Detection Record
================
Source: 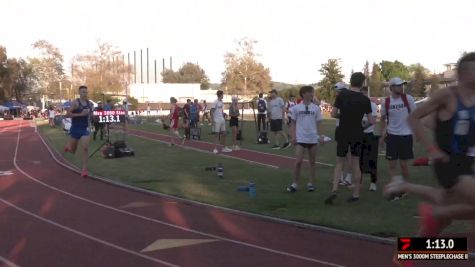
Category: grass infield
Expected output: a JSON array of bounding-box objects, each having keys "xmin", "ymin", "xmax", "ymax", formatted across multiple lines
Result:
[{"xmin": 39, "ymin": 118, "xmax": 472, "ymax": 237}]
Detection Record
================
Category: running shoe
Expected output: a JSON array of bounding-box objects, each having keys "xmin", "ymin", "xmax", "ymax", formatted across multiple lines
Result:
[
  {"xmin": 281, "ymin": 142, "xmax": 291, "ymax": 149},
  {"xmin": 81, "ymin": 170, "xmax": 88, "ymax": 178},
  {"xmin": 63, "ymin": 146, "xmax": 71, "ymax": 154},
  {"xmin": 233, "ymin": 145, "xmax": 240, "ymax": 151},
  {"xmin": 369, "ymin": 182, "xmax": 377, "ymax": 192},
  {"xmin": 418, "ymin": 203, "xmax": 444, "ymax": 236},
  {"xmin": 213, "ymin": 148, "xmax": 218, "ymax": 154},
  {"xmin": 338, "ymin": 178, "xmax": 348, "ymax": 186},
  {"xmin": 307, "ymin": 184, "xmax": 315, "ymax": 192},
  {"xmin": 271, "ymin": 145, "xmax": 281, "ymax": 150},
  {"xmin": 222, "ymin": 147, "xmax": 232, "ymax": 153},
  {"xmin": 286, "ymin": 185, "xmax": 297, "ymax": 193},
  {"xmin": 383, "ymin": 176, "xmax": 405, "ymax": 199},
  {"xmin": 347, "ymin": 196, "xmax": 360, "ymax": 203}
]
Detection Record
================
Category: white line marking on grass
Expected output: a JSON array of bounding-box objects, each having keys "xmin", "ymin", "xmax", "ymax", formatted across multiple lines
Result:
[
  {"xmin": 130, "ymin": 128, "xmax": 334, "ymax": 167},
  {"xmin": 0, "ymin": 255, "xmax": 20, "ymax": 267},
  {"xmin": 128, "ymin": 133, "xmax": 279, "ymax": 169},
  {"xmin": 20, "ymin": 123, "xmax": 345, "ymax": 267}
]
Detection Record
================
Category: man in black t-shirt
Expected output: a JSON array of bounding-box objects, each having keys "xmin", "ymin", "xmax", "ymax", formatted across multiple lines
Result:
[{"xmin": 325, "ymin": 72, "xmax": 375, "ymax": 204}]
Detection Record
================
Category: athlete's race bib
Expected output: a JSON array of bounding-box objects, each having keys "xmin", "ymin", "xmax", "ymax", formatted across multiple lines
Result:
[{"xmin": 454, "ymin": 120, "xmax": 470, "ymax": 135}]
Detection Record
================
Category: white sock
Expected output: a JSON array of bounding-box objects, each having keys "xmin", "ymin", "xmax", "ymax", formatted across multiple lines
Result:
[
  {"xmin": 291, "ymin": 183, "xmax": 298, "ymax": 188},
  {"xmin": 307, "ymin": 182, "xmax": 313, "ymax": 187}
]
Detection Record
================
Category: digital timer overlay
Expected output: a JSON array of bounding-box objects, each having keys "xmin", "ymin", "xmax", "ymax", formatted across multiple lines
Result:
[{"xmin": 397, "ymin": 237, "xmax": 469, "ymax": 261}]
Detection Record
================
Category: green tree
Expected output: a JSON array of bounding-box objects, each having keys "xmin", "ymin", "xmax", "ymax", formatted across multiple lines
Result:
[
  {"xmin": 428, "ymin": 74, "xmax": 440, "ymax": 97},
  {"xmin": 410, "ymin": 64, "xmax": 427, "ymax": 97},
  {"xmin": 72, "ymin": 41, "xmax": 129, "ymax": 101},
  {"xmin": 363, "ymin": 61, "xmax": 370, "ymax": 87},
  {"xmin": 280, "ymin": 87, "xmax": 300, "ymax": 101},
  {"xmin": 0, "ymin": 46, "xmax": 8, "ymax": 101},
  {"xmin": 369, "ymin": 63, "xmax": 384, "ymax": 97},
  {"xmin": 380, "ymin": 60, "xmax": 411, "ymax": 81},
  {"xmin": 162, "ymin": 62, "xmax": 210, "ymax": 89},
  {"xmin": 29, "ymin": 40, "xmax": 65, "ymax": 98},
  {"xmin": 408, "ymin": 63, "xmax": 430, "ymax": 97},
  {"xmin": 12, "ymin": 59, "xmax": 37, "ymax": 101},
  {"xmin": 316, "ymin": 59, "xmax": 344, "ymax": 104},
  {"xmin": 221, "ymin": 37, "xmax": 272, "ymax": 95}
]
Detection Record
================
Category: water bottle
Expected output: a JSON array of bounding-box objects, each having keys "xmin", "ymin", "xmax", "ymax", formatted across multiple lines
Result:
[
  {"xmin": 237, "ymin": 186, "xmax": 249, "ymax": 192},
  {"xmin": 216, "ymin": 163, "xmax": 224, "ymax": 178},
  {"xmin": 248, "ymin": 182, "xmax": 256, "ymax": 198}
]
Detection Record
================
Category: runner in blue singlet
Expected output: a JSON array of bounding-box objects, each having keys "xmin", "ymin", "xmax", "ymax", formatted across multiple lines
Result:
[
  {"xmin": 64, "ymin": 85, "xmax": 93, "ymax": 177},
  {"xmin": 384, "ymin": 53, "xmax": 475, "ymax": 267}
]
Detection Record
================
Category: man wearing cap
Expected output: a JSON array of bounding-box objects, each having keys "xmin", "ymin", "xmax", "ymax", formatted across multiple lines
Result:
[
  {"xmin": 268, "ymin": 89, "xmax": 290, "ymax": 149},
  {"xmin": 380, "ymin": 77, "xmax": 416, "ymax": 199}
]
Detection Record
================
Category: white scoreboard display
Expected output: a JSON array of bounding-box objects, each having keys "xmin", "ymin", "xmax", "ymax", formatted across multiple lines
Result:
[{"xmin": 93, "ymin": 110, "xmax": 126, "ymax": 123}]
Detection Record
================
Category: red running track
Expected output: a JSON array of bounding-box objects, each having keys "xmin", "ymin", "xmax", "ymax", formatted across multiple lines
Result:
[{"xmin": 0, "ymin": 120, "xmax": 470, "ymax": 267}]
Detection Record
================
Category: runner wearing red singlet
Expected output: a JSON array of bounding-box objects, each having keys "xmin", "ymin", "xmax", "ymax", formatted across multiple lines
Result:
[{"xmin": 169, "ymin": 97, "xmax": 185, "ymax": 146}]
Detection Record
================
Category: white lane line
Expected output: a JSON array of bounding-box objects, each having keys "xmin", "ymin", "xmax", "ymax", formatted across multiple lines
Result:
[
  {"xmin": 12, "ymin": 122, "xmax": 179, "ymax": 267},
  {"xmin": 21, "ymin": 124, "xmax": 345, "ymax": 267},
  {"xmin": 128, "ymin": 133, "xmax": 279, "ymax": 169},
  {"xmin": 0, "ymin": 198, "xmax": 178, "ymax": 267},
  {"xmin": 130, "ymin": 128, "xmax": 335, "ymax": 167},
  {"xmin": 0, "ymin": 255, "xmax": 20, "ymax": 267}
]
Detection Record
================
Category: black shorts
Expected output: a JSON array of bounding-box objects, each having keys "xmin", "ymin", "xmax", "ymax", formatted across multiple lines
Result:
[
  {"xmin": 385, "ymin": 134, "xmax": 414, "ymax": 160},
  {"xmin": 270, "ymin": 119, "xmax": 283, "ymax": 132},
  {"xmin": 336, "ymin": 128, "xmax": 363, "ymax": 157},
  {"xmin": 337, "ymin": 139, "xmax": 363, "ymax": 157},
  {"xmin": 229, "ymin": 117, "xmax": 239, "ymax": 127},
  {"xmin": 434, "ymin": 155, "xmax": 474, "ymax": 189},
  {"xmin": 298, "ymin": 143, "xmax": 317, "ymax": 149}
]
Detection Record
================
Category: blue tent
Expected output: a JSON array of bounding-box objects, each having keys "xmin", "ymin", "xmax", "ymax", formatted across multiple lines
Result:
[{"xmin": 3, "ymin": 100, "xmax": 25, "ymax": 109}]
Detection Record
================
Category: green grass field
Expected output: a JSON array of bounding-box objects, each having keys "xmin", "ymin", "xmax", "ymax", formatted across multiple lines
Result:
[{"xmin": 40, "ymin": 118, "xmax": 472, "ymax": 237}]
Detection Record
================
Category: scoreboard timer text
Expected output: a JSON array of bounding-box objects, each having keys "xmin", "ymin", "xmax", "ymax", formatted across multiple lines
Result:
[
  {"xmin": 93, "ymin": 110, "xmax": 126, "ymax": 123},
  {"xmin": 397, "ymin": 237, "xmax": 468, "ymax": 261}
]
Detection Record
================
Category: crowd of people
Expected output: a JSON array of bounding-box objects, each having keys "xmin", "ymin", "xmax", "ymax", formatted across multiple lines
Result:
[{"xmin": 59, "ymin": 53, "xmax": 474, "ymax": 267}]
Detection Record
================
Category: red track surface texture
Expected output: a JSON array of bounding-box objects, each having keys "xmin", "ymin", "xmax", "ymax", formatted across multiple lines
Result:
[{"xmin": 0, "ymin": 120, "xmax": 471, "ymax": 267}]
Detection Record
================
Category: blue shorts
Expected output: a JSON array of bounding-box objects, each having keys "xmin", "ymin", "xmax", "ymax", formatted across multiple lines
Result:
[{"xmin": 69, "ymin": 127, "xmax": 90, "ymax": 140}]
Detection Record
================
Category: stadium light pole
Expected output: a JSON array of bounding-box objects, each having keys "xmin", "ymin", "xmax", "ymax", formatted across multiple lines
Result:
[
  {"xmin": 140, "ymin": 49, "xmax": 143, "ymax": 84},
  {"xmin": 146, "ymin": 48, "xmax": 149, "ymax": 84}
]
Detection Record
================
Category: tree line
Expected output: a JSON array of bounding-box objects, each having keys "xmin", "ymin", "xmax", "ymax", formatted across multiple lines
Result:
[{"xmin": 0, "ymin": 38, "xmax": 449, "ymax": 105}]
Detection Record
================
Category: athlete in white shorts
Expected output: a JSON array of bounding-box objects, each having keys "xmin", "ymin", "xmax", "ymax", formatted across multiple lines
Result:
[{"xmin": 211, "ymin": 90, "xmax": 232, "ymax": 154}]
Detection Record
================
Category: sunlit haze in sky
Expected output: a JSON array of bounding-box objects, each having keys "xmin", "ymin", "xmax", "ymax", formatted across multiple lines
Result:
[{"xmin": 2, "ymin": 0, "xmax": 475, "ymax": 84}]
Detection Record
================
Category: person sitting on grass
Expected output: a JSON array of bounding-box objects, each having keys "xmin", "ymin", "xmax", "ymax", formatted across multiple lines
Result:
[
  {"xmin": 169, "ymin": 97, "xmax": 185, "ymax": 146},
  {"xmin": 211, "ymin": 90, "xmax": 232, "ymax": 154},
  {"xmin": 286, "ymin": 86, "xmax": 324, "ymax": 193},
  {"xmin": 229, "ymin": 96, "xmax": 241, "ymax": 151}
]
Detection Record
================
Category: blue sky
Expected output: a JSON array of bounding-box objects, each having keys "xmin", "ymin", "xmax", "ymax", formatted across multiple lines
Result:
[{"xmin": 2, "ymin": 0, "xmax": 475, "ymax": 84}]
